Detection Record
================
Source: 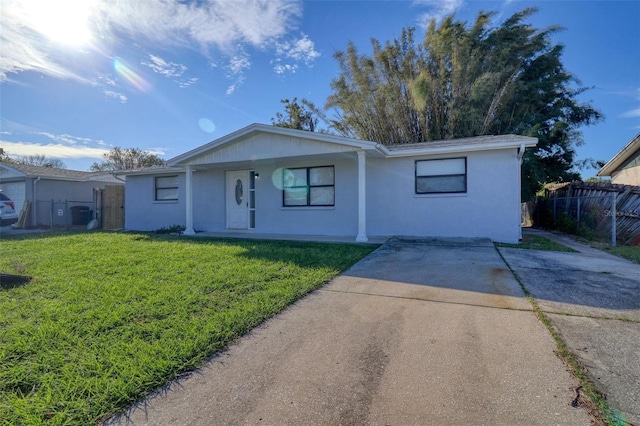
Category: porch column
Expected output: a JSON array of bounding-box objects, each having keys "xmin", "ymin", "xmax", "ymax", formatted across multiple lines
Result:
[
  {"xmin": 355, "ymin": 150, "xmax": 368, "ymax": 242},
  {"xmin": 184, "ymin": 165, "xmax": 195, "ymax": 236}
]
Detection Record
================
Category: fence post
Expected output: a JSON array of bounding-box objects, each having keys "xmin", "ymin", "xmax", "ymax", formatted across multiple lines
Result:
[
  {"xmin": 576, "ymin": 196, "xmax": 581, "ymax": 228},
  {"xmin": 553, "ymin": 197, "xmax": 557, "ymax": 225},
  {"xmin": 611, "ymin": 192, "xmax": 617, "ymax": 247}
]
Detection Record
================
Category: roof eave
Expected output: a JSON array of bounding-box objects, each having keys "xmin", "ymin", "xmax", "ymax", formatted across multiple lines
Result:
[
  {"xmin": 0, "ymin": 162, "xmax": 28, "ymax": 177},
  {"xmin": 167, "ymin": 123, "xmax": 380, "ymax": 166},
  {"xmin": 381, "ymin": 139, "xmax": 538, "ymax": 158},
  {"xmin": 116, "ymin": 167, "xmax": 184, "ymax": 177},
  {"xmin": 597, "ymin": 133, "xmax": 640, "ymax": 177}
]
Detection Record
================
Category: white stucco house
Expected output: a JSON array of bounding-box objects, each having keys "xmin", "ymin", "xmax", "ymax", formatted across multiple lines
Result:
[
  {"xmin": 122, "ymin": 124, "xmax": 537, "ymax": 243},
  {"xmin": 597, "ymin": 132, "xmax": 640, "ymax": 185}
]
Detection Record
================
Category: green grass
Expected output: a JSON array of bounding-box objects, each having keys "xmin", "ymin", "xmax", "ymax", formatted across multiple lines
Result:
[
  {"xmin": 600, "ymin": 245, "xmax": 640, "ymax": 264},
  {"xmin": 495, "ymin": 234, "xmax": 577, "ymax": 252},
  {"xmin": 0, "ymin": 232, "xmax": 376, "ymax": 425}
]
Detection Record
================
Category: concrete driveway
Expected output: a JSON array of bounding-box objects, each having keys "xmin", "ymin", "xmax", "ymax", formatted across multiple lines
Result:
[
  {"xmin": 498, "ymin": 229, "xmax": 640, "ymax": 425},
  {"xmin": 109, "ymin": 237, "xmax": 590, "ymax": 425}
]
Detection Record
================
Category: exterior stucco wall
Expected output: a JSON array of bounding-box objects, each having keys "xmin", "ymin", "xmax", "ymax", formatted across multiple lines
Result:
[
  {"xmin": 125, "ymin": 174, "xmax": 186, "ymax": 231},
  {"xmin": 125, "ymin": 149, "xmax": 522, "ymax": 243},
  {"xmin": 125, "ymin": 158, "xmax": 360, "ymax": 235},
  {"xmin": 611, "ymin": 165, "xmax": 640, "ymax": 186},
  {"xmin": 366, "ymin": 149, "xmax": 521, "ymax": 243},
  {"xmin": 250, "ymin": 157, "xmax": 358, "ymax": 236}
]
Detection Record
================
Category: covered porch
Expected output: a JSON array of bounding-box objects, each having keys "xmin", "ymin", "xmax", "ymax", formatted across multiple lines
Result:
[{"xmin": 171, "ymin": 124, "xmax": 383, "ymax": 242}]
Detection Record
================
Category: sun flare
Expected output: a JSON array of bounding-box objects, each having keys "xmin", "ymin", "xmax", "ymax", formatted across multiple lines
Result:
[{"xmin": 19, "ymin": 0, "xmax": 97, "ymax": 47}]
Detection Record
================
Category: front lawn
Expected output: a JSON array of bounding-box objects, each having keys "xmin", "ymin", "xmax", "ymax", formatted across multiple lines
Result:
[{"xmin": 0, "ymin": 232, "xmax": 375, "ymax": 425}]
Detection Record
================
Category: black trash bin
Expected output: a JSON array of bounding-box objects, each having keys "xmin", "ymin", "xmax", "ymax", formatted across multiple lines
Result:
[{"xmin": 70, "ymin": 206, "xmax": 91, "ymax": 225}]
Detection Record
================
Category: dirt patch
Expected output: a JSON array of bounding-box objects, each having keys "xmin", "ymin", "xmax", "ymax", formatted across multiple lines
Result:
[{"xmin": 0, "ymin": 273, "xmax": 32, "ymax": 289}]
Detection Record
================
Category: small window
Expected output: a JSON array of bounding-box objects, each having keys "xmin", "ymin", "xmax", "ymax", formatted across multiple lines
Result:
[
  {"xmin": 416, "ymin": 158, "xmax": 466, "ymax": 194},
  {"xmin": 283, "ymin": 166, "xmax": 335, "ymax": 207},
  {"xmin": 155, "ymin": 175, "xmax": 178, "ymax": 201}
]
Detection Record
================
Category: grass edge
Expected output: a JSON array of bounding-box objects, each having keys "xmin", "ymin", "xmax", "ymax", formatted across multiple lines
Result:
[{"xmin": 494, "ymin": 244, "xmax": 615, "ymax": 426}]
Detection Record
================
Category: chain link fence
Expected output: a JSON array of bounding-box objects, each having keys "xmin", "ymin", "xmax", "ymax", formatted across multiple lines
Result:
[
  {"xmin": 526, "ymin": 186, "xmax": 640, "ymax": 246},
  {"xmin": 35, "ymin": 200, "xmax": 94, "ymax": 229}
]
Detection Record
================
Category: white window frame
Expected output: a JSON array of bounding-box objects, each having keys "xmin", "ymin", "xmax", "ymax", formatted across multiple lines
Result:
[
  {"xmin": 415, "ymin": 158, "xmax": 467, "ymax": 194},
  {"xmin": 155, "ymin": 175, "xmax": 179, "ymax": 201},
  {"xmin": 282, "ymin": 166, "xmax": 335, "ymax": 207}
]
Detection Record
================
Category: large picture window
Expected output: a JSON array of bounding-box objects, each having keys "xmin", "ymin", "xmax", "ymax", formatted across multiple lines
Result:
[
  {"xmin": 155, "ymin": 175, "xmax": 179, "ymax": 201},
  {"xmin": 283, "ymin": 166, "xmax": 335, "ymax": 207},
  {"xmin": 416, "ymin": 158, "xmax": 466, "ymax": 194}
]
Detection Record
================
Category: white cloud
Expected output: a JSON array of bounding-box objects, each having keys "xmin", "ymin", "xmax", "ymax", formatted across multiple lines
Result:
[
  {"xmin": 0, "ymin": 5, "xmax": 90, "ymax": 82},
  {"xmin": 145, "ymin": 147, "xmax": 168, "ymax": 156},
  {"xmin": 414, "ymin": 0, "xmax": 464, "ymax": 26},
  {"xmin": 222, "ymin": 52, "xmax": 251, "ymax": 94},
  {"xmin": 227, "ymin": 54, "xmax": 251, "ymax": 76},
  {"xmin": 93, "ymin": 73, "xmax": 117, "ymax": 87},
  {"xmin": 91, "ymin": 74, "xmax": 128, "ymax": 102},
  {"xmin": 1, "ymin": 0, "xmax": 303, "ymax": 83},
  {"xmin": 175, "ymin": 77, "xmax": 198, "ymax": 88},
  {"xmin": 0, "ymin": 140, "xmax": 108, "ymax": 159},
  {"xmin": 141, "ymin": 54, "xmax": 187, "ymax": 78},
  {"xmin": 621, "ymin": 108, "xmax": 640, "ymax": 118},
  {"xmin": 103, "ymin": 90, "xmax": 128, "ymax": 103},
  {"xmin": 141, "ymin": 53, "xmax": 198, "ymax": 88},
  {"xmin": 34, "ymin": 132, "xmax": 99, "ymax": 145},
  {"xmin": 273, "ymin": 63, "xmax": 298, "ymax": 75},
  {"xmin": 272, "ymin": 34, "xmax": 319, "ymax": 75},
  {"xmin": 100, "ymin": 0, "xmax": 301, "ymax": 50},
  {"xmin": 275, "ymin": 35, "xmax": 320, "ymax": 65}
]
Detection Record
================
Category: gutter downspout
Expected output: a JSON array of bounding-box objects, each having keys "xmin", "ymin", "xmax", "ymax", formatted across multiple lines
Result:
[
  {"xmin": 32, "ymin": 177, "xmax": 41, "ymax": 227},
  {"xmin": 517, "ymin": 144, "xmax": 525, "ymax": 241},
  {"xmin": 517, "ymin": 144, "xmax": 526, "ymax": 164},
  {"xmin": 111, "ymin": 173, "xmax": 126, "ymax": 183}
]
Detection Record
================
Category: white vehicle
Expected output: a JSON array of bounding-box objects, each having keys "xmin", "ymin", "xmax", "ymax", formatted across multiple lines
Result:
[{"xmin": 0, "ymin": 192, "xmax": 19, "ymax": 225}]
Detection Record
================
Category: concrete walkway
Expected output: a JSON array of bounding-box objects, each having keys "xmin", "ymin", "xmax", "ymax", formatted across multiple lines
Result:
[
  {"xmin": 109, "ymin": 237, "xmax": 590, "ymax": 425},
  {"xmin": 500, "ymin": 228, "xmax": 640, "ymax": 425}
]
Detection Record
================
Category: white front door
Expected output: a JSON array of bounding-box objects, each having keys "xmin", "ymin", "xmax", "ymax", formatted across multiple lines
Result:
[{"xmin": 226, "ymin": 171, "xmax": 249, "ymax": 229}]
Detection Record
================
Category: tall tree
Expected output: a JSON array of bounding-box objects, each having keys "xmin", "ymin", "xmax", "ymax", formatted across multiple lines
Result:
[
  {"xmin": 0, "ymin": 148, "xmax": 14, "ymax": 163},
  {"xmin": 90, "ymin": 147, "xmax": 165, "ymax": 171},
  {"xmin": 323, "ymin": 8, "xmax": 602, "ymax": 200},
  {"xmin": 271, "ymin": 98, "xmax": 318, "ymax": 132},
  {"xmin": 15, "ymin": 154, "xmax": 67, "ymax": 168}
]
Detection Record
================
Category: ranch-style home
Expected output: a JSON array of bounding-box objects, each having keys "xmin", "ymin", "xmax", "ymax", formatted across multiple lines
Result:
[{"xmin": 123, "ymin": 123, "xmax": 537, "ymax": 243}]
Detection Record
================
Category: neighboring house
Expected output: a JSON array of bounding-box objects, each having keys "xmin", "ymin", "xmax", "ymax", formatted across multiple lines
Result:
[
  {"xmin": 0, "ymin": 162, "xmax": 123, "ymax": 227},
  {"xmin": 598, "ymin": 133, "xmax": 640, "ymax": 185},
  {"xmin": 123, "ymin": 124, "xmax": 537, "ymax": 243}
]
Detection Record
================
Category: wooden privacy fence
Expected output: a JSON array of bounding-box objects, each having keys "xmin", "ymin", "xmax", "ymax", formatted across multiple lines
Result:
[
  {"xmin": 95, "ymin": 185, "xmax": 125, "ymax": 230},
  {"xmin": 535, "ymin": 181, "xmax": 640, "ymax": 246}
]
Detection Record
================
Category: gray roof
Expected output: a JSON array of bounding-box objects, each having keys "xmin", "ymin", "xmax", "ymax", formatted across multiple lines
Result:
[
  {"xmin": 385, "ymin": 134, "xmax": 537, "ymax": 151},
  {"xmin": 0, "ymin": 162, "xmax": 121, "ymax": 182}
]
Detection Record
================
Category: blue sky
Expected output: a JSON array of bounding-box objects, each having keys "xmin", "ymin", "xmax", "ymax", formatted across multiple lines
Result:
[{"xmin": 1, "ymin": 0, "xmax": 638, "ymax": 177}]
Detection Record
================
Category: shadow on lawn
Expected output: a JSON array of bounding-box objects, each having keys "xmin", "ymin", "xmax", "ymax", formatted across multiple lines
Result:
[{"xmin": 1, "ymin": 230, "xmax": 377, "ymax": 272}]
